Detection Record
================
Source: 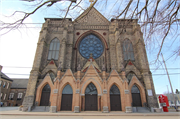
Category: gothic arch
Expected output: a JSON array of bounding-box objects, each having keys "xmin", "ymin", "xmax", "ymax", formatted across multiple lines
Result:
[
  {"xmin": 36, "ymin": 74, "xmax": 54, "ymax": 106},
  {"xmin": 128, "ymin": 76, "xmax": 146, "ymax": 106},
  {"xmin": 75, "ymin": 30, "xmax": 108, "ymax": 49},
  {"xmin": 81, "ymin": 78, "xmax": 102, "ymax": 95},
  {"xmin": 48, "ymin": 37, "xmax": 60, "ymax": 44}
]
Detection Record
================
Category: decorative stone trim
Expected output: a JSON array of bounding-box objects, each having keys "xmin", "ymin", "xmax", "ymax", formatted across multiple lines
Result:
[
  {"xmin": 50, "ymin": 106, "xmax": 57, "ymax": 113},
  {"xmin": 98, "ymin": 94, "xmax": 102, "ymax": 96},
  {"xmin": 103, "ymin": 106, "xmax": 109, "ymax": 113},
  {"xmin": 53, "ymin": 89, "xmax": 58, "ymax": 94},
  {"xmin": 124, "ymin": 90, "xmax": 129, "ymax": 94},
  {"xmin": 74, "ymin": 106, "xmax": 80, "ymax": 113},
  {"xmin": 81, "ymin": 94, "xmax": 85, "ymax": 96},
  {"xmin": 125, "ymin": 106, "xmax": 132, "ymax": 113},
  {"xmin": 76, "ymin": 89, "xmax": 80, "ymax": 94},
  {"xmin": 103, "ymin": 89, "xmax": 107, "ymax": 94}
]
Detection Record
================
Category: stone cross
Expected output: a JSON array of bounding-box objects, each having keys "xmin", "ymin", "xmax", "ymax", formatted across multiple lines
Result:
[{"xmin": 89, "ymin": 0, "xmax": 94, "ymax": 5}]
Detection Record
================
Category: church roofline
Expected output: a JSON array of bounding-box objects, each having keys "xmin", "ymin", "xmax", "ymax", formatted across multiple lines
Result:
[{"xmin": 44, "ymin": 18, "xmax": 72, "ymax": 21}]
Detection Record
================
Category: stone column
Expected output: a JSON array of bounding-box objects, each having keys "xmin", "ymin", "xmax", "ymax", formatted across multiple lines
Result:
[
  {"xmin": 22, "ymin": 42, "xmax": 45, "ymax": 112},
  {"xmin": 135, "ymin": 31, "xmax": 158, "ymax": 108},
  {"xmin": 59, "ymin": 28, "xmax": 67, "ymax": 70},
  {"xmin": 102, "ymin": 67, "xmax": 109, "ymax": 113},
  {"xmin": 116, "ymin": 40, "xmax": 123, "ymax": 72},
  {"xmin": 109, "ymin": 33, "xmax": 117, "ymax": 70},
  {"xmin": 74, "ymin": 65, "xmax": 81, "ymax": 113}
]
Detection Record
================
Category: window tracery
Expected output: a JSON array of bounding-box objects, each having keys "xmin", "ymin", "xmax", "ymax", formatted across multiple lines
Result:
[
  {"xmin": 48, "ymin": 38, "xmax": 60, "ymax": 60},
  {"xmin": 79, "ymin": 34, "xmax": 104, "ymax": 59},
  {"xmin": 123, "ymin": 39, "xmax": 134, "ymax": 60}
]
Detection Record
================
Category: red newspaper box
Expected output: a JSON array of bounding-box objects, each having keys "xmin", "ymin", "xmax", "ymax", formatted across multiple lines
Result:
[{"xmin": 159, "ymin": 94, "xmax": 169, "ymax": 112}]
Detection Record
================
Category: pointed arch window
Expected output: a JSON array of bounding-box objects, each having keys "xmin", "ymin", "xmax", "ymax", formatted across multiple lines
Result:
[
  {"xmin": 123, "ymin": 39, "xmax": 134, "ymax": 60},
  {"xmin": 48, "ymin": 38, "xmax": 60, "ymax": 60},
  {"xmin": 127, "ymin": 72, "xmax": 135, "ymax": 83},
  {"xmin": 49, "ymin": 71, "xmax": 56, "ymax": 81}
]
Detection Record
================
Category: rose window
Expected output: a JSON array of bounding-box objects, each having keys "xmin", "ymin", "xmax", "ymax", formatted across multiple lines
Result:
[{"xmin": 79, "ymin": 34, "xmax": 104, "ymax": 59}]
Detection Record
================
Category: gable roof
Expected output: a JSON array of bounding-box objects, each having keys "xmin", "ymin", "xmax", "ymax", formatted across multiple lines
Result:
[
  {"xmin": 0, "ymin": 72, "xmax": 13, "ymax": 81},
  {"xmin": 74, "ymin": 7, "xmax": 109, "ymax": 25},
  {"xmin": 81, "ymin": 56, "xmax": 101, "ymax": 73},
  {"xmin": 11, "ymin": 79, "xmax": 29, "ymax": 89}
]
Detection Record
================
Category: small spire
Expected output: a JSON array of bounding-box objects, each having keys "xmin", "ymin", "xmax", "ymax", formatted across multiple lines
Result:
[
  {"xmin": 102, "ymin": 63, "xmax": 106, "ymax": 71},
  {"xmin": 77, "ymin": 64, "xmax": 81, "ymax": 71},
  {"xmin": 58, "ymin": 62, "xmax": 62, "ymax": 71}
]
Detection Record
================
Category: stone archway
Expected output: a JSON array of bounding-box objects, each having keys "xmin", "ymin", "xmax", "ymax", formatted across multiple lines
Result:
[
  {"xmin": 61, "ymin": 84, "xmax": 73, "ymax": 111},
  {"xmin": 131, "ymin": 85, "xmax": 142, "ymax": 107},
  {"xmin": 110, "ymin": 84, "xmax": 122, "ymax": 111},
  {"xmin": 40, "ymin": 84, "xmax": 51, "ymax": 106},
  {"xmin": 85, "ymin": 83, "xmax": 98, "ymax": 111}
]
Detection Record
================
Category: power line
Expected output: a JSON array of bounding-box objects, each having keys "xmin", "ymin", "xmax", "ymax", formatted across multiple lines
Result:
[{"xmin": 4, "ymin": 73, "xmax": 180, "ymax": 76}]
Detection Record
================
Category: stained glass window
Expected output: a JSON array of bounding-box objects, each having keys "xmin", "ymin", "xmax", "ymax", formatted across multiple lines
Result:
[
  {"xmin": 110, "ymin": 85, "xmax": 120, "ymax": 94},
  {"xmin": 79, "ymin": 34, "xmax": 104, "ymax": 59},
  {"xmin": 123, "ymin": 39, "xmax": 134, "ymax": 60},
  {"xmin": 62, "ymin": 84, "xmax": 73, "ymax": 94},
  {"xmin": 85, "ymin": 83, "xmax": 97, "ymax": 94},
  {"xmin": 131, "ymin": 85, "xmax": 140, "ymax": 93},
  {"xmin": 127, "ymin": 72, "xmax": 135, "ymax": 83},
  {"xmin": 48, "ymin": 38, "xmax": 60, "ymax": 60},
  {"xmin": 42, "ymin": 84, "xmax": 51, "ymax": 92}
]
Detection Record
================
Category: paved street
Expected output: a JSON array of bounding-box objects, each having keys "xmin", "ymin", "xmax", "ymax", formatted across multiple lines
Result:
[{"xmin": 1, "ymin": 115, "xmax": 180, "ymax": 119}]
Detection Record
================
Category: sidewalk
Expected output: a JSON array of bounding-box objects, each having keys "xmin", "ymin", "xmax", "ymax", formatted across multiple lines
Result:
[{"xmin": 0, "ymin": 110, "xmax": 180, "ymax": 116}]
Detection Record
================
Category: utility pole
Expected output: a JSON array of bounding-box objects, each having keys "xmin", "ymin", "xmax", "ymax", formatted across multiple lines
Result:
[
  {"xmin": 161, "ymin": 53, "xmax": 178, "ymax": 112},
  {"xmin": 167, "ymin": 85, "xmax": 169, "ymax": 94}
]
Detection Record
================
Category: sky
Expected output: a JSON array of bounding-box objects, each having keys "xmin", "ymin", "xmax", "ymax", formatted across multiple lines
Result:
[{"xmin": 0, "ymin": 0, "xmax": 179, "ymax": 95}]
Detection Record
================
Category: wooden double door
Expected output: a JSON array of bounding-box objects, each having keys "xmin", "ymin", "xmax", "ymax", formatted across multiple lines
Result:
[
  {"xmin": 61, "ymin": 94, "xmax": 73, "ymax": 110},
  {"xmin": 110, "ymin": 94, "xmax": 122, "ymax": 111},
  {"xmin": 85, "ymin": 94, "xmax": 97, "ymax": 111}
]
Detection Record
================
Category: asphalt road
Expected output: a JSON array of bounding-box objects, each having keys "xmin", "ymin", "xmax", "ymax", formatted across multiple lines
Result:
[{"xmin": 0, "ymin": 116, "xmax": 180, "ymax": 119}]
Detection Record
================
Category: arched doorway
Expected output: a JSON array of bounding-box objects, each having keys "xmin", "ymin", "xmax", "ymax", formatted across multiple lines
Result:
[
  {"xmin": 131, "ymin": 85, "xmax": 142, "ymax": 107},
  {"xmin": 110, "ymin": 85, "xmax": 121, "ymax": 111},
  {"xmin": 85, "ymin": 83, "xmax": 98, "ymax": 111},
  {"xmin": 40, "ymin": 84, "xmax": 51, "ymax": 106},
  {"xmin": 61, "ymin": 84, "xmax": 73, "ymax": 110}
]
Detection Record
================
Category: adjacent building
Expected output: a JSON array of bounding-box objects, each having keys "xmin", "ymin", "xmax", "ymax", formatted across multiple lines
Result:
[
  {"xmin": 22, "ymin": 7, "xmax": 158, "ymax": 113},
  {"xmin": 0, "ymin": 65, "xmax": 13, "ymax": 106},
  {"xmin": 7, "ymin": 79, "xmax": 28, "ymax": 106}
]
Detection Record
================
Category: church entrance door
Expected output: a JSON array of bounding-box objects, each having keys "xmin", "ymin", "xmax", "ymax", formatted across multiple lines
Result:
[
  {"xmin": 40, "ymin": 84, "xmax": 51, "ymax": 106},
  {"xmin": 110, "ymin": 85, "xmax": 121, "ymax": 111},
  {"xmin": 131, "ymin": 85, "xmax": 142, "ymax": 107},
  {"xmin": 61, "ymin": 84, "xmax": 73, "ymax": 111},
  {"xmin": 85, "ymin": 83, "xmax": 98, "ymax": 111}
]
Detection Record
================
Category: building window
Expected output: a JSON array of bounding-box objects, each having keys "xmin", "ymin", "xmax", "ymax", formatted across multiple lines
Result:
[
  {"xmin": 48, "ymin": 38, "xmax": 60, "ymax": 60},
  {"xmin": 123, "ymin": 39, "xmax": 134, "ymax": 60},
  {"xmin": 3, "ymin": 94, "xmax": 6, "ymax": 100},
  {"xmin": 7, "ymin": 83, "xmax": 9, "ymax": 89},
  {"xmin": 3, "ymin": 82, "xmax": 6, "ymax": 88},
  {"xmin": 49, "ymin": 71, "xmax": 55, "ymax": 81},
  {"xmin": 17, "ymin": 93, "xmax": 23, "ymax": 100},
  {"xmin": 9, "ymin": 93, "xmax": 14, "ymax": 100},
  {"xmin": 79, "ymin": 34, "xmax": 104, "ymax": 59},
  {"xmin": 127, "ymin": 72, "xmax": 135, "ymax": 83},
  {"xmin": 1, "ymin": 93, "xmax": 3, "ymax": 99},
  {"xmin": 0, "ymin": 80, "xmax": 2, "ymax": 86}
]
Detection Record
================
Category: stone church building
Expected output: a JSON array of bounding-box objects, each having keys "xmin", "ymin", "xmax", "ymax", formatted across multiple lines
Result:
[{"xmin": 22, "ymin": 7, "xmax": 158, "ymax": 113}]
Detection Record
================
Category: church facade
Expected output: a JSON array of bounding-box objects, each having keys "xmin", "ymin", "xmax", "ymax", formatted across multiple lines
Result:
[{"xmin": 22, "ymin": 8, "xmax": 158, "ymax": 113}]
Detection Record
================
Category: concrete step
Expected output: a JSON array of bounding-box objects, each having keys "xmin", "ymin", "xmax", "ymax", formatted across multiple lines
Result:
[
  {"xmin": 31, "ymin": 106, "xmax": 50, "ymax": 112},
  {"xmin": 137, "ymin": 107, "xmax": 151, "ymax": 113}
]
